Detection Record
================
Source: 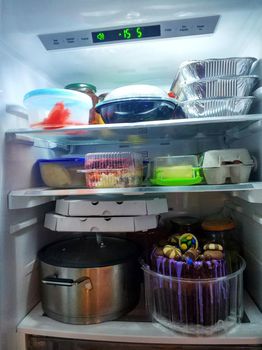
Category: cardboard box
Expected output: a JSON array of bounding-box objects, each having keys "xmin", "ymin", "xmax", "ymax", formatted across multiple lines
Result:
[
  {"xmin": 45, "ymin": 213, "xmax": 158, "ymax": 232},
  {"xmin": 55, "ymin": 198, "xmax": 168, "ymax": 217}
]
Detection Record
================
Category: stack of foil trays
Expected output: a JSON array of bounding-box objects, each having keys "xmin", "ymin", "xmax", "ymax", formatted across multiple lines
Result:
[{"xmin": 171, "ymin": 57, "xmax": 258, "ymax": 118}]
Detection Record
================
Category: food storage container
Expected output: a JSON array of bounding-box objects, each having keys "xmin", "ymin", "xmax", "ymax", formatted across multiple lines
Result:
[
  {"xmin": 181, "ymin": 96, "xmax": 255, "ymax": 118},
  {"xmin": 38, "ymin": 158, "xmax": 85, "ymax": 188},
  {"xmin": 142, "ymin": 255, "xmax": 246, "ymax": 336},
  {"xmin": 84, "ymin": 152, "xmax": 143, "ymax": 188},
  {"xmin": 150, "ymin": 155, "xmax": 203, "ymax": 186},
  {"xmin": 179, "ymin": 76, "xmax": 258, "ymax": 101},
  {"xmin": 95, "ymin": 84, "xmax": 184, "ymax": 123},
  {"xmin": 202, "ymin": 148, "xmax": 254, "ymax": 184},
  {"xmin": 24, "ymin": 88, "xmax": 93, "ymax": 129},
  {"xmin": 171, "ymin": 57, "xmax": 257, "ymax": 97},
  {"xmin": 38, "ymin": 236, "xmax": 140, "ymax": 324}
]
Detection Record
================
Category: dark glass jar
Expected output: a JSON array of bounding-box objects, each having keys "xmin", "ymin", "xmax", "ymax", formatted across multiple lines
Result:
[
  {"xmin": 64, "ymin": 83, "xmax": 104, "ymax": 124},
  {"xmin": 201, "ymin": 216, "xmax": 240, "ymax": 271},
  {"xmin": 170, "ymin": 216, "xmax": 201, "ymax": 235}
]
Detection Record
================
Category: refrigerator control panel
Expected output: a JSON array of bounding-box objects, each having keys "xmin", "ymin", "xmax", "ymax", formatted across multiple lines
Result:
[{"xmin": 39, "ymin": 15, "xmax": 220, "ymax": 50}]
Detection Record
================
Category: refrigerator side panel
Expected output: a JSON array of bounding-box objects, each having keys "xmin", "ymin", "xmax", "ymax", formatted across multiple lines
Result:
[{"xmin": 0, "ymin": 44, "xmax": 65, "ymax": 350}]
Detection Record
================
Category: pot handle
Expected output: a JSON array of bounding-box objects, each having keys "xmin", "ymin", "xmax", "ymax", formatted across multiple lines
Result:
[{"xmin": 42, "ymin": 276, "xmax": 92, "ymax": 289}]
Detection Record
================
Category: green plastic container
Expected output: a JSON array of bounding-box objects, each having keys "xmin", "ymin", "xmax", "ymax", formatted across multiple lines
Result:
[{"xmin": 150, "ymin": 155, "xmax": 203, "ymax": 186}]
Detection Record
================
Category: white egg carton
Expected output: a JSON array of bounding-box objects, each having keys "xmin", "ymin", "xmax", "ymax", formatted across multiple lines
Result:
[{"xmin": 202, "ymin": 148, "xmax": 255, "ymax": 184}]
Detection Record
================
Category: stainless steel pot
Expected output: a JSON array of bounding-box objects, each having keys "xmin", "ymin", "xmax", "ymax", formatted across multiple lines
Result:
[{"xmin": 38, "ymin": 236, "xmax": 140, "ymax": 324}]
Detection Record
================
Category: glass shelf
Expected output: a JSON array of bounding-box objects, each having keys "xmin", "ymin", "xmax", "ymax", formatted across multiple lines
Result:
[
  {"xmin": 17, "ymin": 292, "xmax": 262, "ymax": 345},
  {"xmin": 8, "ymin": 183, "xmax": 262, "ymax": 209},
  {"xmin": 6, "ymin": 114, "xmax": 262, "ymax": 146}
]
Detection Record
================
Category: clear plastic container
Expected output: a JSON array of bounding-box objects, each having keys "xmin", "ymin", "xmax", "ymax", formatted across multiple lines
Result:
[
  {"xmin": 84, "ymin": 152, "xmax": 143, "ymax": 188},
  {"xmin": 95, "ymin": 84, "xmax": 184, "ymax": 123},
  {"xmin": 142, "ymin": 255, "xmax": 246, "ymax": 336},
  {"xmin": 150, "ymin": 155, "xmax": 203, "ymax": 186},
  {"xmin": 24, "ymin": 88, "xmax": 93, "ymax": 129},
  {"xmin": 38, "ymin": 158, "xmax": 85, "ymax": 188}
]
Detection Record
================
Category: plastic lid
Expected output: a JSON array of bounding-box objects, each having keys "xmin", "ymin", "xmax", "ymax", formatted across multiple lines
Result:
[
  {"xmin": 102, "ymin": 84, "xmax": 168, "ymax": 102},
  {"xmin": 202, "ymin": 217, "xmax": 236, "ymax": 231},
  {"xmin": 37, "ymin": 157, "xmax": 85, "ymax": 163},
  {"xmin": 65, "ymin": 83, "xmax": 97, "ymax": 93},
  {"xmin": 23, "ymin": 88, "xmax": 93, "ymax": 105},
  {"xmin": 38, "ymin": 236, "xmax": 139, "ymax": 268}
]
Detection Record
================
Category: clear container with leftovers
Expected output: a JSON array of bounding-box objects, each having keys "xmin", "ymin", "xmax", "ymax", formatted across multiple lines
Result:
[
  {"xmin": 181, "ymin": 96, "xmax": 255, "ymax": 118},
  {"xmin": 142, "ymin": 230, "xmax": 246, "ymax": 335},
  {"xmin": 179, "ymin": 75, "xmax": 258, "ymax": 101},
  {"xmin": 38, "ymin": 158, "xmax": 85, "ymax": 188},
  {"xmin": 24, "ymin": 88, "xmax": 93, "ymax": 129},
  {"xmin": 201, "ymin": 148, "xmax": 254, "ymax": 184},
  {"xmin": 84, "ymin": 152, "xmax": 143, "ymax": 188},
  {"xmin": 95, "ymin": 84, "xmax": 184, "ymax": 123},
  {"xmin": 150, "ymin": 155, "xmax": 203, "ymax": 186},
  {"xmin": 171, "ymin": 57, "xmax": 257, "ymax": 97}
]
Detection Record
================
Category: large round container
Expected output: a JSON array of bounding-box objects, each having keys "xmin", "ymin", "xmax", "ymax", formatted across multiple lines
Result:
[
  {"xmin": 142, "ymin": 255, "xmax": 245, "ymax": 336},
  {"xmin": 24, "ymin": 88, "xmax": 93, "ymax": 129},
  {"xmin": 95, "ymin": 84, "xmax": 184, "ymax": 123},
  {"xmin": 38, "ymin": 236, "xmax": 140, "ymax": 324}
]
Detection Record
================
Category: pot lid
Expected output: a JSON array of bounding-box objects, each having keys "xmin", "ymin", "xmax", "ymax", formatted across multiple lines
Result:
[{"xmin": 38, "ymin": 236, "xmax": 139, "ymax": 268}]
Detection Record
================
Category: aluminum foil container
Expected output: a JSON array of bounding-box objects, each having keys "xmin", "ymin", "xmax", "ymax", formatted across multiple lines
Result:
[
  {"xmin": 182, "ymin": 96, "xmax": 255, "ymax": 118},
  {"xmin": 180, "ymin": 75, "xmax": 259, "ymax": 101},
  {"xmin": 171, "ymin": 57, "xmax": 257, "ymax": 96}
]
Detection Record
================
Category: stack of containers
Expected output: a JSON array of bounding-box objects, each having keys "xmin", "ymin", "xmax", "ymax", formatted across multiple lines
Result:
[{"xmin": 170, "ymin": 57, "xmax": 258, "ymax": 118}]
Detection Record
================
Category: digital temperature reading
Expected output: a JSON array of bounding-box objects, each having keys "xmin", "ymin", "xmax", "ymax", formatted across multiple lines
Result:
[{"xmin": 92, "ymin": 25, "xmax": 161, "ymax": 43}]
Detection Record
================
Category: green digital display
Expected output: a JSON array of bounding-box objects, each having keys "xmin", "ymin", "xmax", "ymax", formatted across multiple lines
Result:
[{"xmin": 92, "ymin": 25, "xmax": 161, "ymax": 43}]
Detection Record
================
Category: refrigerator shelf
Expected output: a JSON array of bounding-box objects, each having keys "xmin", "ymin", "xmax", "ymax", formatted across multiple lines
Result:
[
  {"xmin": 17, "ymin": 292, "xmax": 262, "ymax": 345},
  {"xmin": 6, "ymin": 114, "xmax": 262, "ymax": 146},
  {"xmin": 8, "ymin": 183, "xmax": 262, "ymax": 209}
]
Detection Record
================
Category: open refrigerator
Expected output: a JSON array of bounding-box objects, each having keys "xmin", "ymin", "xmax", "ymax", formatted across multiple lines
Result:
[{"xmin": 0, "ymin": 0, "xmax": 262, "ymax": 349}]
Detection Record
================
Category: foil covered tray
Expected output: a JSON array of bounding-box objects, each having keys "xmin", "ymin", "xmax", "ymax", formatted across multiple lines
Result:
[
  {"xmin": 171, "ymin": 57, "xmax": 257, "ymax": 97},
  {"xmin": 179, "ymin": 75, "xmax": 258, "ymax": 101},
  {"xmin": 181, "ymin": 96, "xmax": 255, "ymax": 118}
]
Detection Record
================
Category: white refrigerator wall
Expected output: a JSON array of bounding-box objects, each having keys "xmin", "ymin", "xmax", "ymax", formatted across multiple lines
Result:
[{"xmin": 0, "ymin": 44, "xmax": 69, "ymax": 350}]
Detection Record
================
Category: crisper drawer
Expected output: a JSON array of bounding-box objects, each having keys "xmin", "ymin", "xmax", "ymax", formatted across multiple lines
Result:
[{"xmin": 26, "ymin": 336, "xmax": 262, "ymax": 350}]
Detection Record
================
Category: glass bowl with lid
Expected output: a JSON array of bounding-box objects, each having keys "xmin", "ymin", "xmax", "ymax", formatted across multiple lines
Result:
[{"xmin": 95, "ymin": 84, "xmax": 184, "ymax": 123}]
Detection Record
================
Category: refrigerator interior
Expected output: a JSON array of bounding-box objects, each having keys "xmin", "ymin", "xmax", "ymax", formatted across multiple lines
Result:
[{"xmin": 0, "ymin": 0, "xmax": 262, "ymax": 349}]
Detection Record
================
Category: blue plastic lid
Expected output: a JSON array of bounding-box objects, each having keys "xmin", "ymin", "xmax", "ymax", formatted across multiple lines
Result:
[
  {"xmin": 23, "ymin": 88, "xmax": 92, "ymax": 104},
  {"xmin": 38, "ymin": 158, "xmax": 85, "ymax": 163}
]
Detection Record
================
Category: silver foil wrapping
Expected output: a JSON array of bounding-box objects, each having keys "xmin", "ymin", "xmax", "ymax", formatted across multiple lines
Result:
[
  {"xmin": 171, "ymin": 57, "xmax": 257, "ymax": 96},
  {"xmin": 180, "ymin": 76, "xmax": 258, "ymax": 101},
  {"xmin": 182, "ymin": 97, "xmax": 255, "ymax": 118}
]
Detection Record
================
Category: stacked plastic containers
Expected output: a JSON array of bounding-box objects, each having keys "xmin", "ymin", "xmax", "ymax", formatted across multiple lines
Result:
[{"xmin": 170, "ymin": 57, "xmax": 258, "ymax": 118}]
